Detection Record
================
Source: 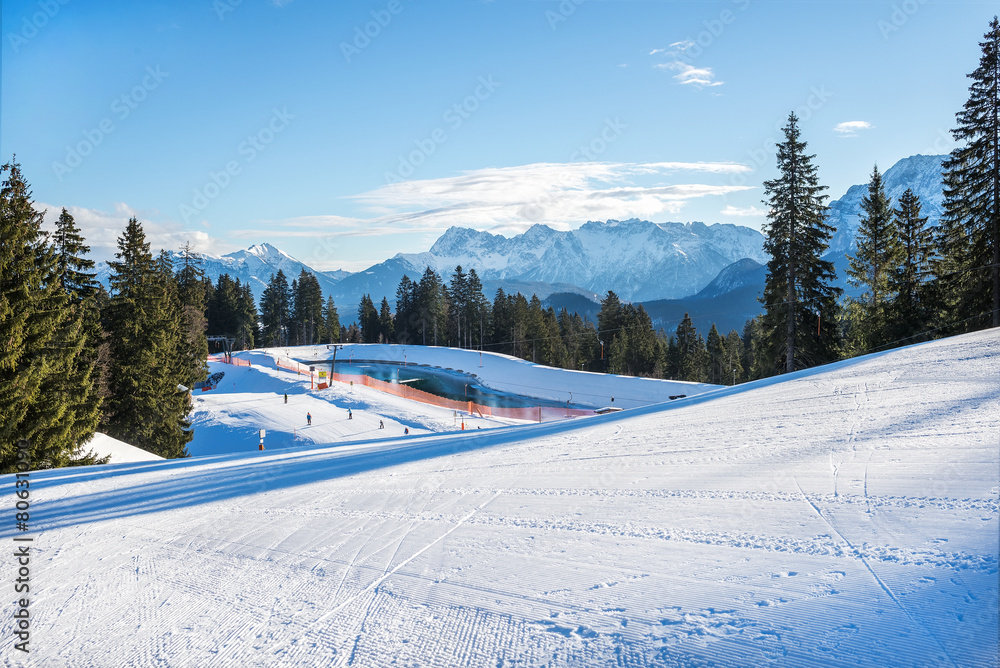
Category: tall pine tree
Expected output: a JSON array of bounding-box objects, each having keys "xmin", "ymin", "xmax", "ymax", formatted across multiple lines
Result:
[
  {"xmin": 760, "ymin": 113, "xmax": 842, "ymax": 374},
  {"xmin": 889, "ymin": 189, "xmax": 934, "ymax": 341},
  {"xmin": 846, "ymin": 165, "xmax": 903, "ymax": 352},
  {"xmin": 103, "ymin": 218, "xmax": 192, "ymax": 458},
  {"xmin": 0, "ymin": 161, "xmax": 106, "ymax": 470},
  {"xmin": 937, "ymin": 16, "xmax": 1000, "ymax": 329}
]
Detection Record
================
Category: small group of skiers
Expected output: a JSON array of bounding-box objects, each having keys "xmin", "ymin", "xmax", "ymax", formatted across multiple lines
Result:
[{"xmin": 286, "ymin": 392, "xmax": 409, "ymax": 435}]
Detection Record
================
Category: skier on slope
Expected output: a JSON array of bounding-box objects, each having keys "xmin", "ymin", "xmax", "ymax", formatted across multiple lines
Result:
[
  {"xmin": 307, "ymin": 412, "xmax": 312, "ymax": 426},
  {"xmin": 348, "ymin": 409, "xmax": 352, "ymax": 420},
  {"xmin": 284, "ymin": 393, "xmax": 287, "ymax": 404},
  {"xmin": 379, "ymin": 420, "xmax": 384, "ymax": 429}
]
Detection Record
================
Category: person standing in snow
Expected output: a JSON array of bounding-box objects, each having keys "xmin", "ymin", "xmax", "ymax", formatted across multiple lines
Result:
[
  {"xmin": 348, "ymin": 409, "xmax": 352, "ymax": 420},
  {"xmin": 404, "ymin": 427, "xmax": 409, "ymax": 435},
  {"xmin": 307, "ymin": 412, "xmax": 312, "ymax": 426},
  {"xmin": 284, "ymin": 393, "xmax": 287, "ymax": 404},
  {"xmin": 379, "ymin": 420, "xmax": 384, "ymax": 429}
]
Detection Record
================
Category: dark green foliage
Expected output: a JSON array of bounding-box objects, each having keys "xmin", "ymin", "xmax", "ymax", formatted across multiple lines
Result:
[
  {"xmin": 175, "ymin": 243, "xmax": 209, "ymax": 387},
  {"xmin": 260, "ymin": 270, "xmax": 291, "ymax": 347},
  {"xmin": 722, "ymin": 330, "xmax": 744, "ymax": 386},
  {"xmin": 936, "ymin": 17, "xmax": 1000, "ymax": 329},
  {"xmin": 290, "ymin": 270, "xmax": 323, "ymax": 345},
  {"xmin": 889, "ymin": 189, "xmax": 934, "ymax": 341},
  {"xmin": 357, "ymin": 294, "xmax": 379, "ymax": 343},
  {"xmin": 845, "ymin": 165, "xmax": 903, "ymax": 353},
  {"xmin": 394, "ymin": 275, "xmax": 417, "ymax": 344},
  {"xmin": 322, "ymin": 295, "xmax": 340, "ymax": 344},
  {"xmin": 674, "ymin": 313, "xmax": 707, "ymax": 382},
  {"xmin": 0, "ymin": 162, "xmax": 108, "ymax": 471},
  {"xmin": 706, "ymin": 324, "xmax": 725, "ymax": 385},
  {"xmin": 417, "ymin": 268, "xmax": 447, "ymax": 346},
  {"xmin": 207, "ymin": 274, "xmax": 257, "ymax": 350},
  {"xmin": 378, "ymin": 297, "xmax": 395, "ymax": 343},
  {"xmin": 760, "ymin": 113, "xmax": 842, "ymax": 374},
  {"xmin": 103, "ymin": 218, "xmax": 192, "ymax": 458}
]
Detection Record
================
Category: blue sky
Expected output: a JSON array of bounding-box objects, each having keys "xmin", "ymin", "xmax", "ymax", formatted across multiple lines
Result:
[{"xmin": 1, "ymin": 0, "xmax": 994, "ymax": 271}]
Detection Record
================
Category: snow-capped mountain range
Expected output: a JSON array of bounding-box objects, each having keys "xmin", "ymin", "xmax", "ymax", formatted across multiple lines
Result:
[
  {"xmin": 336, "ymin": 219, "xmax": 767, "ymax": 305},
  {"xmin": 95, "ymin": 243, "xmax": 351, "ymax": 300},
  {"xmin": 94, "ymin": 154, "xmax": 948, "ymax": 314}
]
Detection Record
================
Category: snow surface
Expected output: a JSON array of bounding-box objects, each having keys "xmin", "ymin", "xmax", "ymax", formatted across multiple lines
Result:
[
  {"xmin": 84, "ymin": 433, "xmax": 164, "ymax": 464},
  {"xmin": 5, "ymin": 330, "xmax": 998, "ymax": 667}
]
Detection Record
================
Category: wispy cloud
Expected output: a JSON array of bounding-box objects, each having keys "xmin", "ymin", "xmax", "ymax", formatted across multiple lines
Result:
[
  {"xmin": 36, "ymin": 201, "xmax": 235, "ymax": 262},
  {"xmin": 323, "ymin": 161, "xmax": 753, "ymax": 236},
  {"xmin": 651, "ymin": 42, "xmax": 723, "ymax": 88},
  {"xmin": 721, "ymin": 205, "xmax": 766, "ymax": 218},
  {"xmin": 833, "ymin": 121, "xmax": 873, "ymax": 138}
]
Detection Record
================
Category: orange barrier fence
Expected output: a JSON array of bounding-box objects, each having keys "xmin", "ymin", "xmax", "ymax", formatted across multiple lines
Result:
[
  {"xmin": 211, "ymin": 352, "xmax": 593, "ymax": 423},
  {"xmin": 209, "ymin": 354, "xmax": 251, "ymax": 367}
]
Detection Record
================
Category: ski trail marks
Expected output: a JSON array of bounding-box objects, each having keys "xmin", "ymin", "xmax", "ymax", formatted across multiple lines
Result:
[
  {"xmin": 269, "ymin": 491, "xmax": 502, "ymax": 665},
  {"xmin": 793, "ymin": 476, "xmax": 959, "ymax": 668}
]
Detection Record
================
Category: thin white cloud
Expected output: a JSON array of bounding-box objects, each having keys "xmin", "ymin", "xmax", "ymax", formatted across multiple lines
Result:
[
  {"xmin": 651, "ymin": 43, "xmax": 723, "ymax": 88},
  {"xmin": 833, "ymin": 121, "xmax": 873, "ymax": 137},
  {"xmin": 661, "ymin": 62, "xmax": 724, "ymax": 87},
  {"xmin": 36, "ymin": 201, "xmax": 235, "ymax": 262},
  {"xmin": 721, "ymin": 205, "xmax": 766, "ymax": 217},
  {"xmin": 330, "ymin": 161, "xmax": 753, "ymax": 237}
]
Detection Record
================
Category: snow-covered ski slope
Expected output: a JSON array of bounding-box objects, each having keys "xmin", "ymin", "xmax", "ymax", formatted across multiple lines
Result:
[{"xmin": 8, "ymin": 330, "xmax": 998, "ymax": 667}]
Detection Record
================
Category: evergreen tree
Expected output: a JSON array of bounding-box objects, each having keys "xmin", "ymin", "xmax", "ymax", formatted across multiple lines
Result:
[
  {"xmin": 394, "ymin": 275, "xmax": 417, "ymax": 344},
  {"xmin": 378, "ymin": 297, "xmax": 395, "ymax": 343},
  {"xmin": 490, "ymin": 288, "xmax": 514, "ymax": 355},
  {"xmin": 760, "ymin": 113, "xmax": 842, "ymax": 374},
  {"xmin": 0, "ymin": 161, "xmax": 106, "ymax": 470},
  {"xmin": 889, "ymin": 189, "xmax": 934, "ymax": 341},
  {"xmin": 322, "ymin": 295, "xmax": 341, "ymax": 344},
  {"xmin": 50, "ymin": 208, "xmax": 105, "ymax": 460},
  {"xmin": 723, "ymin": 329, "xmax": 744, "ymax": 386},
  {"xmin": 104, "ymin": 218, "xmax": 192, "ymax": 458},
  {"xmin": 846, "ymin": 165, "xmax": 903, "ymax": 352},
  {"xmin": 466, "ymin": 268, "xmax": 489, "ymax": 349},
  {"xmin": 291, "ymin": 270, "xmax": 323, "ymax": 345},
  {"xmin": 706, "ymin": 324, "xmax": 725, "ymax": 384},
  {"xmin": 937, "ymin": 16, "xmax": 1000, "ymax": 328},
  {"xmin": 674, "ymin": 313, "xmax": 706, "ymax": 382},
  {"xmin": 417, "ymin": 268, "xmax": 447, "ymax": 345},
  {"xmin": 447, "ymin": 265, "xmax": 468, "ymax": 347},
  {"xmin": 175, "ymin": 243, "xmax": 208, "ymax": 387},
  {"xmin": 236, "ymin": 280, "xmax": 258, "ymax": 349},
  {"xmin": 357, "ymin": 294, "xmax": 379, "ymax": 343},
  {"xmin": 260, "ymin": 270, "xmax": 291, "ymax": 347}
]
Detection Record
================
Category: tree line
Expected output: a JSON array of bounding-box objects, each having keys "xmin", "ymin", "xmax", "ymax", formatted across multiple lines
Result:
[
  {"xmin": 3, "ymin": 17, "xmax": 996, "ymax": 470},
  {"xmin": 755, "ymin": 17, "xmax": 999, "ymax": 374},
  {"xmin": 1, "ymin": 170, "xmax": 208, "ymax": 471}
]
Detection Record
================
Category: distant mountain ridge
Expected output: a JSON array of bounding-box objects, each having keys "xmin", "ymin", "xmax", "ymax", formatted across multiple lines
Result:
[
  {"xmin": 399, "ymin": 219, "xmax": 767, "ymax": 302},
  {"xmin": 94, "ymin": 243, "xmax": 351, "ymax": 302},
  {"xmin": 92, "ymin": 154, "xmax": 947, "ymax": 328}
]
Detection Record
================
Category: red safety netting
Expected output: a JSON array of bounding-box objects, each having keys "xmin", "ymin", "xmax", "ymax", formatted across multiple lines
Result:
[{"xmin": 212, "ymin": 353, "xmax": 593, "ymax": 423}]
